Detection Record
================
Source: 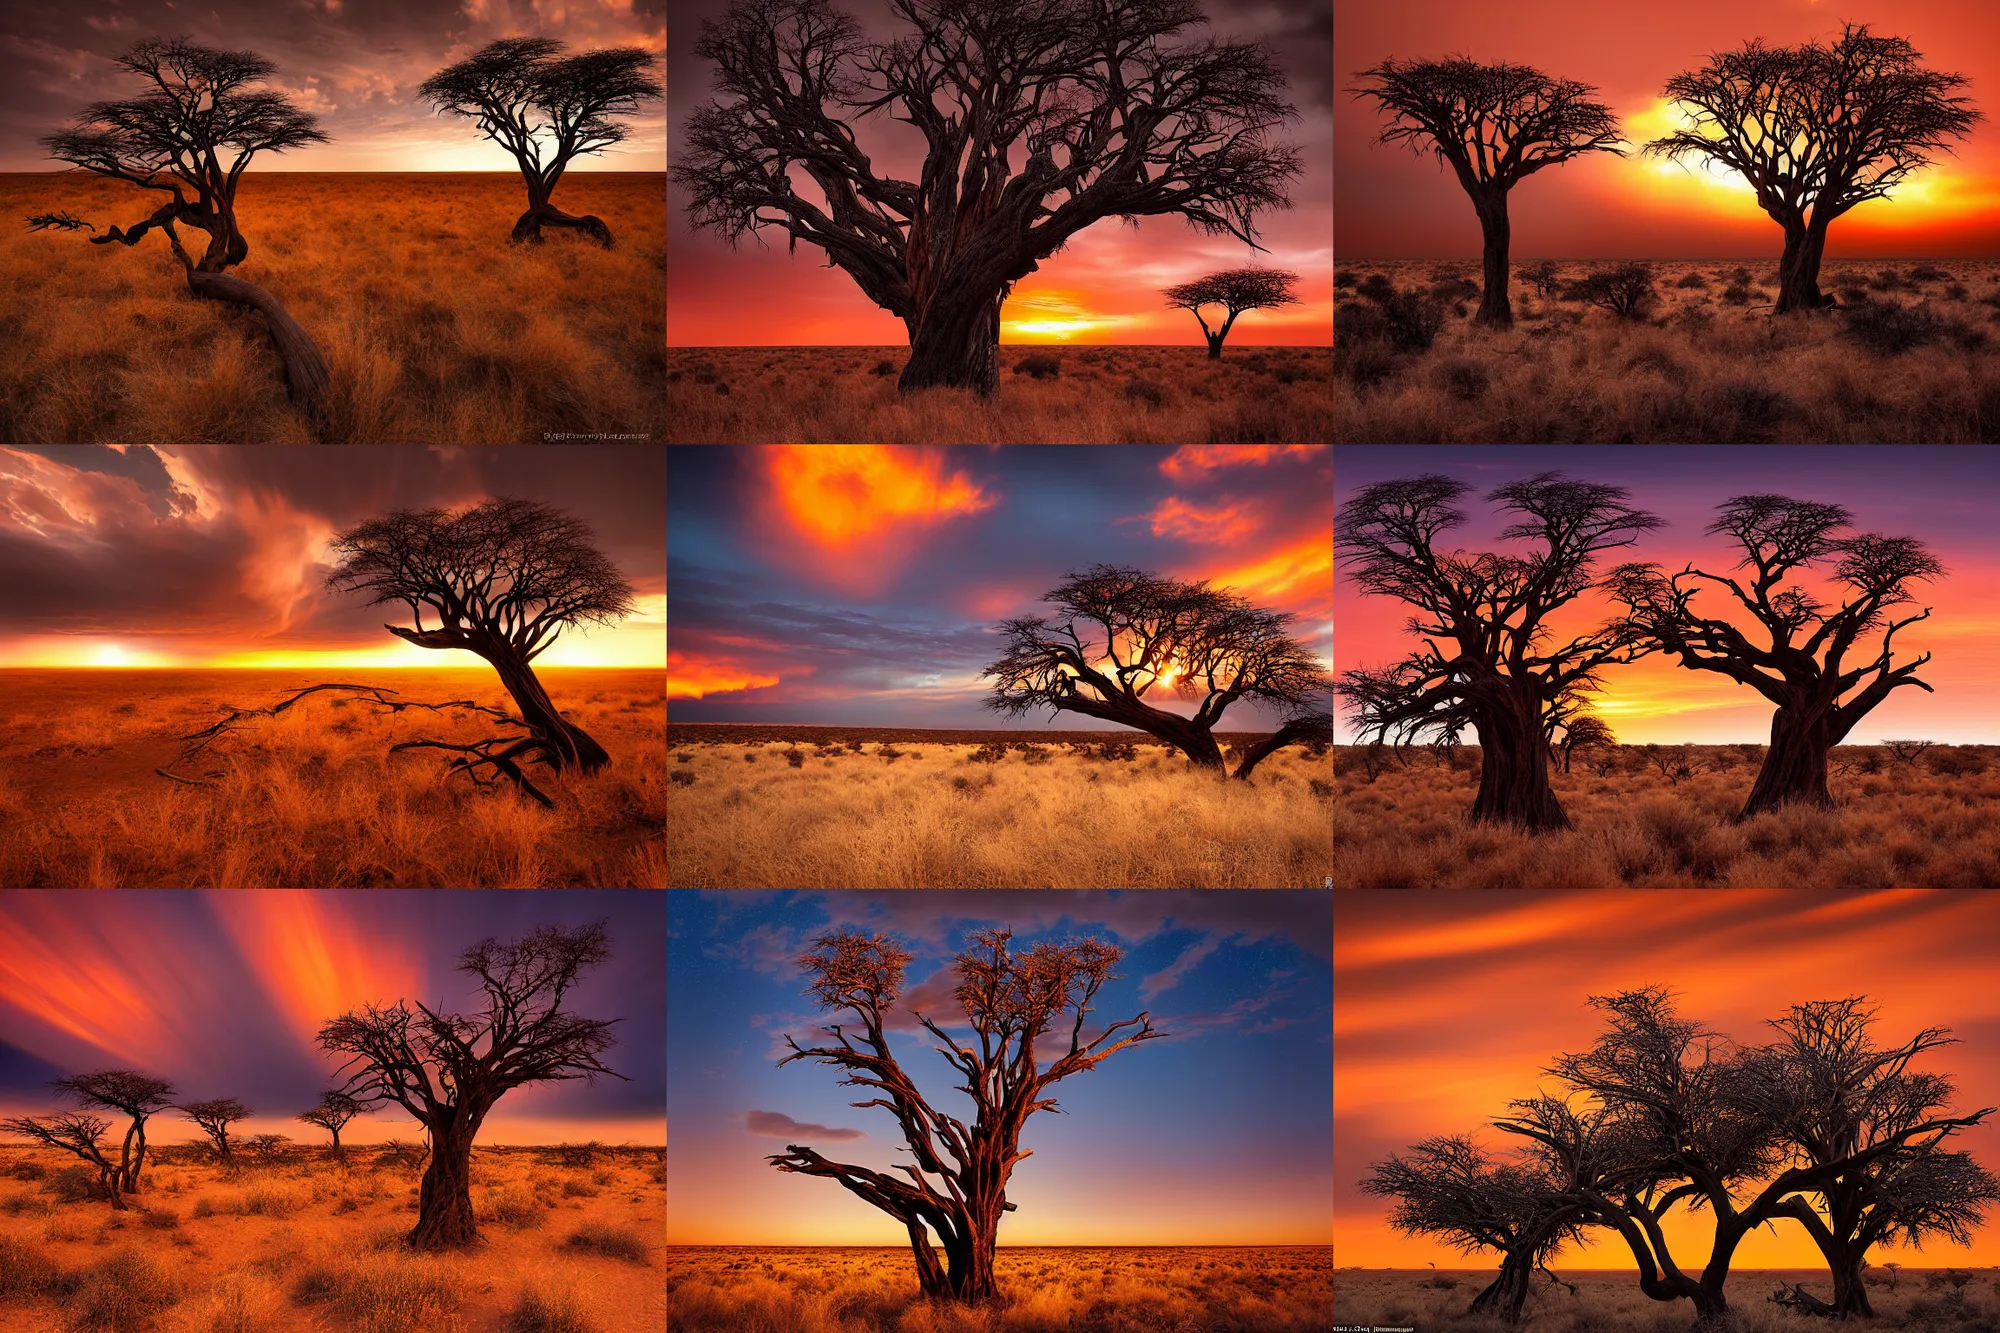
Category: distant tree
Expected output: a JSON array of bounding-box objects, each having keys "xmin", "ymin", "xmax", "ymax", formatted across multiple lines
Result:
[
  {"xmin": 1883, "ymin": 739, "xmax": 1936, "ymax": 768},
  {"xmin": 49, "ymin": 1070, "xmax": 176, "ymax": 1193},
  {"xmin": 1564, "ymin": 264, "xmax": 1655, "ymax": 320},
  {"xmin": 1349, "ymin": 59, "xmax": 1623, "ymax": 327},
  {"xmin": 178, "ymin": 1098, "xmax": 251, "ymax": 1170},
  {"xmin": 1646, "ymin": 24, "xmax": 1982, "ymax": 314},
  {"xmin": 298, "ymin": 1091, "xmax": 369, "ymax": 1162},
  {"xmin": 1523, "ymin": 260, "xmax": 1563, "ymax": 300},
  {"xmin": 419, "ymin": 38, "xmax": 662, "ymax": 248},
  {"xmin": 1552, "ymin": 713, "xmax": 1615, "ymax": 775},
  {"xmin": 1161, "ymin": 268, "xmax": 1301, "ymax": 358},
  {"xmin": 242, "ymin": 1133, "xmax": 297, "ymax": 1163},
  {"xmin": 0, "ymin": 1113, "xmax": 128, "ymax": 1209}
]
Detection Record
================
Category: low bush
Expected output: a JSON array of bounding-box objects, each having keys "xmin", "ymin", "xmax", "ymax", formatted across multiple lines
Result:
[
  {"xmin": 968, "ymin": 743, "xmax": 1007, "ymax": 764},
  {"xmin": 289, "ymin": 1256, "xmax": 460, "ymax": 1333},
  {"xmin": 10, "ymin": 1162, "xmax": 45, "ymax": 1182},
  {"xmin": 668, "ymin": 771, "xmax": 696, "ymax": 787},
  {"xmin": 509, "ymin": 1283, "xmax": 596, "ymax": 1333},
  {"xmin": 870, "ymin": 359, "xmax": 896, "ymax": 376},
  {"xmin": 1721, "ymin": 283, "xmax": 1753, "ymax": 305},
  {"xmin": 1014, "ymin": 353, "xmax": 1062, "ymax": 380},
  {"xmin": 1122, "ymin": 377, "xmax": 1165, "ymax": 407},
  {"xmin": 67, "ymin": 1249, "xmax": 178, "ymax": 1333},
  {"xmin": 46, "ymin": 1165, "xmax": 105, "ymax": 1204},
  {"xmin": 1909, "ymin": 264, "xmax": 1953, "ymax": 282},
  {"xmin": 1565, "ymin": 263, "xmax": 1656, "ymax": 319},
  {"xmin": 1434, "ymin": 357, "xmax": 1489, "ymax": 402},
  {"xmin": 0, "ymin": 1234, "xmax": 69, "ymax": 1298},
  {"xmin": 483, "ymin": 1183, "xmax": 547, "ymax": 1228},
  {"xmin": 1842, "ymin": 300, "xmax": 1945, "ymax": 354},
  {"xmin": 563, "ymin": 1223, "xmax": 651, "ymax": 1266},
  {"xmin": 782, "ymin": 748, "xmax": 804, "ymax": 768},
  {"xmin": 1675, "ymin": 271, "xmax": 1709, "ymax": 289},
  {"xmin": 1334, "ymin": 269, "xmax": 1358, "ymax": 289},
  {"xmin": 139, "ymin": 1207, "xmax": 178, "ymax": 1230}
]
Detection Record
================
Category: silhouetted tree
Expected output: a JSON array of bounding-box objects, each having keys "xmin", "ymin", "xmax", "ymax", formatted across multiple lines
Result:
[
  {"xmin": 1608, "ymin": 495, "xmax": 1941, "ymax": 818},
  {"xmin": 770, "ymin": 929, "xmax": 1161, "ymax": 1303},
  {"xmin": 1552, "ymin": 713, "xmax": 1615, "ymax": 775},
  {"xmin": 676, "ymin": 0, "xmax": 1301, "ymax": 398},
  {"xmin": 1646, "ymin": 24, "xmax": 1981, "ymax": 314},
  {"xmin": 177, "ymin": 1098, "xmax": 251, "ymax": 1170},
  {"xmin": 297, "ymin": 1091, "xmax": 369, "ymax": 1162},
  {"xmin": 317, "ymin": 922, "xmax": 625, "ymax": 1250},
  {"xmin": 28, "ymin": 38, "xmax": 330, "ymax": 406},
  {"xmin": 0, "ymin": 1113, "xmax": 128, "ymax": 1209},
  {"xmin": 981, "ymin": 564, "xmax": 1330, "ymax": 777},
  {"xmin": 49, "ymin": 1070, "xmax": 176, "ymax": 1193},
  {"xmin": 419, "ymin": 38, "xmax": 662, "ymax": 248},
  {"xmin": 1564, "ymin": 263, "xmax": 1655, "ymax": 320},
  {"xmin": 1161, "ymin": 268, "xmax": 1301, "ymax": 358},
  {"xmin": 1336, "ymin": 474, "xmax": 1662, "ymax": 831},
  {"xmin": 1349, "ymin": 59, "xmax": 1623, "ymax": 327}
]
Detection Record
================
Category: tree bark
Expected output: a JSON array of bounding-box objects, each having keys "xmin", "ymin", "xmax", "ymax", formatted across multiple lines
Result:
[
  {"xmin": 485, "ymin": 651, "xmax": 611, "ymax": 773},
  {"xmin": 1474, "ymin": 193, "xmax": 1514, "ymax": 328},
  {"xmin": 898, "ymin": 286, "xmax": 1005, "ymax": 398},
  {"xmin": 1231, "ymin": 717, "xmax": 1328, "ymax": 780},
  {"xmin": 409, "ymin": 1115, "xmax": 480, "ymax": 1249},
  {"xmin": 1830, "ymin": 1254, "xmax": 1873, "ymax": 1318},
  {"xmin": 1740, "ymin": 704, "xmax": 1836, "ymax": 818},
  {"xmin": 512, "ymin": 202, "xmax": 615, "ymax": 248},
  {"xmin": 1774, "ymin": 215, "xmax": 1830, "ymax": 314},
  {"xmin": 185, "ymin": 269, "xmax": 329, "ymax": 410},
  {"xmin": 1468, "ymin": 1250, "xmax": 1533, "ymax": 1323},
  {"xmin": 1470, "ymin": 697, "xmax": 1570, "ymax": 830}
]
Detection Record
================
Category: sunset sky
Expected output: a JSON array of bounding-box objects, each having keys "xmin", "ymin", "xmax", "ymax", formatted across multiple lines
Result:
[
  {"xmin": 0, "ymin": 0, "xmax": 664, "ymax": 173},
  {"xmin": 666, "ymin": 0, "xmax": 1332, "ymax": 345},
  {"xmin": 0, "ymin": 445, "xmax": 665, "ymax": 669},
  {"xmin": 668, "ymin": 889, "xmax": 1332, "ymax": 1246},
  {"xmin": 667, "ymin": 444, "xmax": 1331, "ymax": 729},
  {"xmin": 1336, "ymin": 889, "xmax": 2000, "ymax": 1270},
  {"xmin": 0, "ymin": 890, "xmax": 665, "ymax": 1145},
  {"xmin": 1335, "ymin": 446, "xmax": 2000, "ymax": 745},
  {"xmin": 1336, "ymin": 0, "xmax": 2000, "ymax": 258}
]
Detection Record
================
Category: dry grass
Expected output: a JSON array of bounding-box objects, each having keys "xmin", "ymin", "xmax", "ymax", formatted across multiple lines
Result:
[
  {"xmin": 664, "ymin": 345, "xmax": 1333, "ymax": 442},
  {"xmin": 667, "ymin": 1246, "xmax": 1332, "ymax": 1333},
  {"xmin": 1333, "ymin": 259, "xmax": 2000, "ymax": 442},
  {"xmin": 0, "ymin": 173, "xmax": 665, "ymax": 444},
  {"xmin": 667, "ymin": 737, "xmax": 1334, "ymax": 887},
  {"xmin": 0, "ymin": 668, "xmax": 665, "ymax": 887},
  {"xmin": 0, "ymin": 1143, "xmax": 665, "ymax": 1333},
  {"xmin": 1333, "ymin": 744, "xmax": 2000, "ymax": 888}
]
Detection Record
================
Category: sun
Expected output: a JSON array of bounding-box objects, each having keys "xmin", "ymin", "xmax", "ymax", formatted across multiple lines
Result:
[{"xmin": 89, "ymin": 643, "xmax": 134, "ymax": 667}]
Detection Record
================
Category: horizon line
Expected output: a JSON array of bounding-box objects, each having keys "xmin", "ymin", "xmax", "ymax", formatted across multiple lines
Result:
[{"xmin": 666, "ymin": 1242, "xmax": 1333, "ymax": 1249}]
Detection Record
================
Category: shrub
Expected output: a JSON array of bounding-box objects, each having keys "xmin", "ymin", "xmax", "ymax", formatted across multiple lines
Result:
[
  {"xmin": 1014, "ymin": 353, "xmax": 1061, "ymax": 379},
  {"xmin": 1357, "ymin": 273, "xmax": 1395, "ymax": 304},
  {"xmin": 1523, "ymin": 260, "xmax": 1562, "ymax": 298},
  {"xmin": 1729, "ymin": 266, "xmax": 1754, "ymax": 285},
  {"xmin": 782, "ymin": 748, "xmax": 804, "ymax": 768},
  {"xmin": 0, "ymin": 1234, "xmax": 68, "ymax": 1298},
  {"xmin": 139, "ymin": 1207, "xmax": 178, "ymax": 1231},
  {"xmin": 1909, "ymin": 264, "xmax": 1952, "ymax": 282},
  {"xmin": 1430, "ymin": 275, "xmax": 1480, "ymax": 303},
  {"xmin": 1, "ymin": 1191, "xmax": 52, "ymax": 1217},
  {"xmin": 1947, "ymin": 283, "xmax": 1969, "ymax": 300},
  {"xmin": 1096, "ymin": 741, "xmax": 1138, "ymax": 762},
  {"xmin": 668, "ymin": 771, "xmax": 695, "ymax": 787},
  {"xmin": 47, "ymin": 1164, "xmax": 105, "ymax": 1203},
  {"xmin": 1308, "ymin": 779, "xmax": 1335, "ymax": 799},
  {"xmin": 1675, "ymin": 271, "xmax": 1709, "ymax": 288},
  {"xmin": 190, "ymin": 1196, "xmax": 217, "ymax": 1219},
  {"xmin": 877, "ymin": 744, "xmax": 904, "ymax": 762},
  {"xmin": 334, "ymin": 1196, "xmax": 361, "ymax": 1215},
  {"xmin": 483, "ymin": 1183, "xmax": 546, "ymax": 1228},
  {"xmin": 1334, "ymin": 269, "xmax": 1358, "ymax": 289},
  {"xmin": 1842, "ymin": 300, "xmax": 1944, "ymax": 354},
  {"xmin": 560, "ymin": 1178, "xmax": 598, "ymax": 1198},
  {"xmin": 968, "ymin": 743, "xmax": 1007, "ymax": 764},
  {"xmin": 1376, "ymin": 290, "xmax": 1443, "ymax": 351},
  {"xmin": 563, "ymin": 1223, "xmax": 651, "ymax": 1266},
  {"xmin": 1565, "ymin": 263, "xmax": 1656, "ymax": 319},
  {"xmin": 741, "ymin": 751, "xmax": 756, "ymax": 763},
  {"xmin": 243, "ymin": 1186, "xmax": 299, "ymax": 1218},
  {"xmin": 1434, "ymin": 357, "xmax": 1489, "ymax": 402},
  {"xmin": 1721, "ymin": 283, "xmax": 1753, "ymax": 305},
  {"xmin": 1122, "ymin": 376, "xmax": 1165, "ymax": 407},
  {"xmin": 1870, "ymin": 268, "xmax": 1913, "ymax": 292},
  {"xmin": 289, "ymin": 1256, "xmax": 460, "ymax": 1333},
  {"xmin": 871, "ymin": 359, "xmax": 896, "ymax": 376},
  {"xmin": 1708, "ymin": 382, "xmax": 1792, "ymax": 440},
  {"xmin": 1837, "ymin": 286, "xmax": 1870, "ymax": 306},
  {"xmin": 1018, "ymin": 744, "xmax": 1051, "ymax": 765},
  {"xmin": 67, "ymin": 1249, "xmax": 178, "ymax": 1333},
  {"xmin": 11, "ymin": 1161, "xmax": 45, "ymax": 1182},
  {"xmin": 509, "ymin": 1283, "xmax": 596, "ymax": 1333}
]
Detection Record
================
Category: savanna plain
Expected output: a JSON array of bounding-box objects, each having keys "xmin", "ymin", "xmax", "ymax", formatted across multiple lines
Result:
[
  {"xmin": 0, "ymin": 1141, "xmax": 662, "ymax": 1333},
  {"xmin": 1335, "ymin": 1267, "xmax": 2000, "ymax": 1333},
  {"xmin": 668, "ymin": 1246, "xmax": 1334, "ymax": 1333},
  {"xmin": 1333, "ymin": 259, "xmax": 2000, "ymax": 442},
  {"xmin": 0, "ymin": 173, "xmax": 666, "ymax": 444},
  {"xmin": 664, "ymin": 346, "xmax": 1333, "ymax": 443},
  {"xmin": 1333, "ymin": 744, "xmax": 2000, "ymax": 889},
  {"xmin": 666, "ymin": 727, "xmax": 1333, "ymax": 888},
  {"xmin": 0, "ymin": 668, "xmax": 666, "ymax": 888}
]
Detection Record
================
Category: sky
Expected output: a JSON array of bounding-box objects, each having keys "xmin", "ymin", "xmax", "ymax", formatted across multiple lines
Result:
[
  {"xmin": 1334, "ymin": 446, "xmax": 2000, "ymax": 746},
  {"xmin": 666, "ymin": 0, "xmax": 1332, "ymax": 346},
  {"xmin": 668, "ymin": 889, "xmax": 1332, "ymax": 1246},
  {"xmin": 1336, "ymin": 0, "xmax": 2000, "ymax": 258},
  {"xmin": 667, "ymin": 444, "xmax": 1332, "ymax": 730},
  {"xmin": 0, "ymin": 445, "xmax": 666, "ymax": 669},
  {"xmin": 0, "ymin": 0, "xmax": 665, "ymax": 173},
  {"xmin": 0, "ymin": 890, "xmax": 665, "ymax": 1146},
  {"xmin": 1336, "ymin": 889, "xmax": 2000, "ymax": 1270}
]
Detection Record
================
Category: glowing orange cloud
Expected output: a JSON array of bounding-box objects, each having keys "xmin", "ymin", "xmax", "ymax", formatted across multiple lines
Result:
[
  {"xmin": 0, "ymin": 901, "xmax": 205, "ymax": 1068},
  {"xmin": 1142, "ymin": 496, "xmax": 1256, "ymax": 545},
  {"xmin": 668, "ymin": 648, "xmax": 782, "ymax": 699},
  {"xmin": 761, "ymin": 445, "xmax": 998, "ymax": 594},
  {"xmin": 207, "ymin": 892, "xmax": 422, "ymax": 1046},
  {"xmin": 1200, "ymin": 535, "xmax": 1334, "ymax": 609},
  {"xmin": 1160, "ymin": 444, "xmax": 1328, "ymax": 482}
]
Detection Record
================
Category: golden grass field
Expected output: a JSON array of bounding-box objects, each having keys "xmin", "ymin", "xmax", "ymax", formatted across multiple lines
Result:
[
  {"xmin": 664, "ymin": 345, "xmax": 1333, "ymax": 443},
  {"xmin": 0, "ymin": 172, "xmax": 665, "ymax": 444},
  {"xmin": 0, "ymin": 668, "xmax": 666, "ymax": 888},
  {"xmin": 667, "ymin": 734, "xmax": 1334, "ymax": 888},
  {"xmin": 1333, "ymin": 259, "xmax": 2000, "ymax": 443},
  {"xmin": 0, "ymin": 1141, "xmax": 663, "ymax": 1333},
  {"xmin": 668, "ymin": 1246, "xmax": 1334, "ymax": 1332},
  {"xmin": 1333, "ymin": 744, "xmax": 2000, "ymax": 889}
]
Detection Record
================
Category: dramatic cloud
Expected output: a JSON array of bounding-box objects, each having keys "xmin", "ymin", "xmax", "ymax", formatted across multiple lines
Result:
[{"xmin": 745, "ymin": 1109, "xmax": 865, "ymax": 1141}]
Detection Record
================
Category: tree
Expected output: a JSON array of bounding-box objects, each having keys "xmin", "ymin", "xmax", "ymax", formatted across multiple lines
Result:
[
  {"xmin": 0, "ymin": 1113, "xmax": 129, "ymax": 1209},
  {"xmin": 1607, "ymin": 494, "xmax": 1942, "ymax": 818},
  {"xmin": 770, "ymin": 929, "xmax": 1161, "ymax": 1303},
  {"xmin": 1161, "ymin": 267, "xmax": 1300, "ymax": 358},
  {"xmin": 242, "ymin": 1133, "xmax": 297, "ymax": 1163},
  {"xmin": 27, "ymin": 38, "xmax": 330, "ymax": 406},
  {"xmin": 1564, "ymin": 263, "xmax": 1655, "ymax": 320},
  {"xmin": 1552, "ymin": 713, "xmax": 1615, "ymax": 775},
  {"xmin": 675, "ymin": 0, "xmax": 1302, "ymax": 399},
  {"xmin": 178, "ymin": 1098, "xmax": 251, "ymax": 1170},
  {"xmin": 326, "ymin": 498, "xmax": 638, "ymax": 795},
  {"xmin": 317, "ymin": 921, "xmax": 625, "ymax": 1250},
  {"xmin": 419, "ymin": 38, "xmax": 662, "ymax": 248},
  {"xmin": 980, "ymin": 564, "xmax": 1330, "ymax": 777},
  {"xmin": 49, "ymin": 1070, "xmax": 176, "ymax": 1194},
  {"xmin": 1336, "ymin": 473, "xmax": 1662, "ymax": 831},
  {"xmin": 1349, "ymin": 59, "xmax": 1623, "ymax": 328},
  {"xmin": 297, "ymin": 1091, "xmax": 369, "ymax": 1162},
  {"xmin": 1646, "ymin": 24, "xmax": 1982, "ymax": 315}
]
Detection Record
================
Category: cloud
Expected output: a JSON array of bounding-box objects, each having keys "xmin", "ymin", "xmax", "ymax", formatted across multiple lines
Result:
[
  {"xmin": 668, "ymin": 648, "xmax": 783, "ymax": 699},
  {"xmin": 1160, "ymin": 445, "xmax": 1329, "ymax": 482},
  {"xmin": 1139, "ymin": 935, "xmax": 1226, "ymax": 1001},
  {"xmin": 744, "ymin": 1109, "xmax": 865, "ymax": 1142},
  {"xmin": 759, "ymin": 446, "xmax": 999, "ymax": 595},
  {"xmin": 1138, "ymin": 496, "xmax": 1258, "ymax": 545}
]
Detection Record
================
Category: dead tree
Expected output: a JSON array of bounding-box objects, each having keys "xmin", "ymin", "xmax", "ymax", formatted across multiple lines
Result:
[
  {"xmin": 677, "ymin": 0, "xmax": 1301, "ymax": 398},
  {"xmin": 1337, "ymin": 473, "xmax": 1662, "ymax": 831},
  {"xmin": 0, "ymin": 1114, "xmax": 129, "ymax": 1209},
  {"xmin": 1161, "ymin": 268, "xmax": 1301, "ymax": 358},
  {"xmin": 177, "ymin": 1098, "xmax": 251, "ymax": 1170},
  {"xmin": 419, "ymin": 38, "xmax": 661, "ymax": 248},
  {"xmin": 1608, "ymin": 494, "xmax": 1942, "ymax": 818},
  {"xmin": 49, "ymin": 1070, "xmax": 176, "ymax": 1194},
  {"xmin": 1647, "ymin": 24, "xmax": 1981, "ymax": 314},
  {"xmin": 980, "ymin": 564, "xmax": 1330, "ymax": 776},
  {"xmin": 317, "ymin": 922, "xmax": 625, "ymax": 1250},
  {"xmin": 28, "ymin": 38, "xmax": 330, "ymax": 406},
  {"xmin": 297, "ymin": 1091, "xmax": 370, "ymax": 1163},
  {"xmin": 1349, "ymin": 59, "xmax": 1623, "ymax": 327},
  {"xmin": 771, "ymin": 929, "xmax": 1161, "ymax": 1304},
  {"xmin": 1884, "ymin": 739, "xmax": 1936, "ymax": 768}
]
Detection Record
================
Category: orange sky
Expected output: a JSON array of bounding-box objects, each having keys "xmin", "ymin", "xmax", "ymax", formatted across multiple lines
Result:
[{"xmin": 1336, "ymin": 890, "xmax": 2000, "ymax": 1271}]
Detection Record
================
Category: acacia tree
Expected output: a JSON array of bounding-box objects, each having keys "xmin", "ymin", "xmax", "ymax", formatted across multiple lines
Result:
[
  {"xmin": 419, "ymin": 38, "xmax": 662, "ymax": 248},
  {"xmin": 1336, "ymin": 474, "xmax": 1662, "ymax": 831},
  {"xmin": 1647, "ymin": 24, "xmax": 1982, "ymax": 314},
  {"xmin": 178, "ymin": 1098, "xmax": 251, "ymax": 1170},
  {"xmin": 1551, "ymin": 713, "xmax": 1615, "ymax": 775},
  {"xmin": 676, "ymin": 0, "xmax": 1301, "ymax": 398},
  {"xmin": 1161, "ymin": 267, "xmax": 1300, "ymax": 358},
  {"xmin": 1607, "ymin": 494, "xmax": 1941, "ymax": 818},
  {"xmin": 27, "ymin": 38, "xmax": 330, "ymax": 405},
  {"xmin": 770, "ymin": 929, "xmax": 1161, "ymax": 1304},
  {"xmin": 1349, "ymin": 59, "xmax": 1623, "ymax": 327},
  {"xmin": 980, "ymin": 564, "xmax": 1330, "ymax": 777},
  {"xmin": 317, "ymin": 922, "xmax": 624, "ymax": 1250},
  {"xmin": 297, "ymin": 1091, "xmax": 370, "ymax": 1162},
  {"xmin": 49, "ymin": 1070, "xmax": 176, "ymax": 1194}
]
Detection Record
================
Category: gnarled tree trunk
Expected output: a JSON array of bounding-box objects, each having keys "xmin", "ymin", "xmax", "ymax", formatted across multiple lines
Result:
[
  {"xmin": 899, "ymin": 286, "xmax": 1006, "ymax": 398},
  {"xmin": 1470, "ymin": 694, "xmax": 1570, "ymax": 830},
  {"xmin": 1474, "ymin": 191, "xmax": 1514, "ymax": 328},
  {"xmin": 512, "ymin": 177, "xmax": 614, "ymax": 248},
  {"xmin": 1468, "ymin": 1250, "xmax": 1533, "ymax": 1323},
  {"xmin": 409, "ymin": 1114, "xmax": 481, "ymax": 1249},
  {"xmin": 1740, "ymin": 703, "xmax": 1836, "ymax": 818},
  {"xmin": 485, "ymin": 651, "xmax": 611, "ymax": 772},
  {"xmin": 186, "ymin": 269, "xmax": 330, "ymax": 408},
  {"xmin": 1231, "ymin": 716, "xmax": 1330, "ymax": 780},
  {"xmin": 1774, "ymin": 214, "xmax": 1831, "ymax": 314}
]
